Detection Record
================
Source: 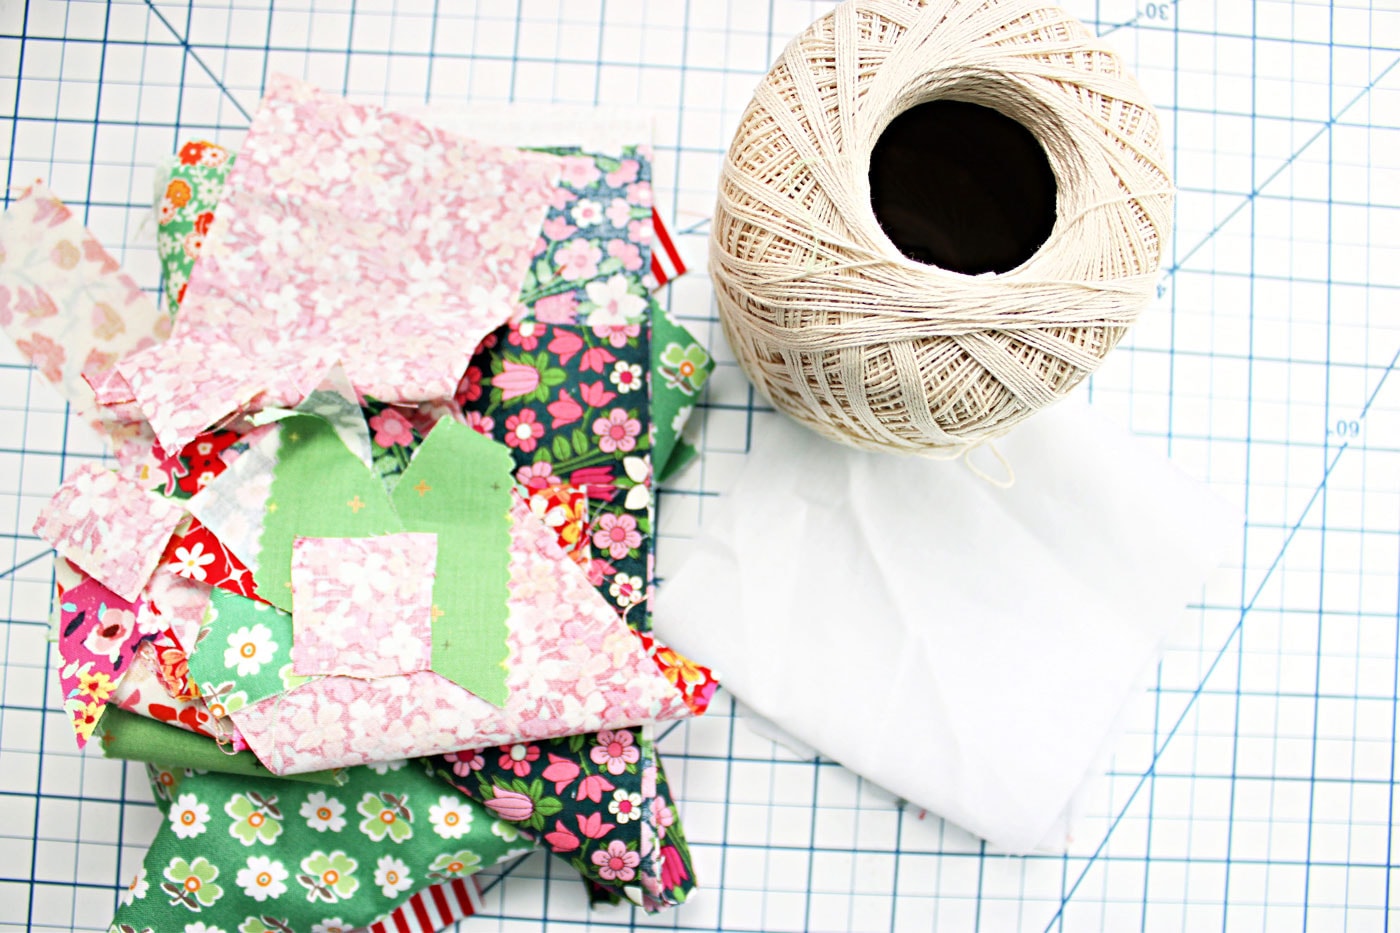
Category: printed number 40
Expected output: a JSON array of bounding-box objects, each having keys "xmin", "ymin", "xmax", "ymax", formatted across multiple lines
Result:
[{"xmin": 1143, "ymin": 2, "xmax": 1173, "ymax": 20}]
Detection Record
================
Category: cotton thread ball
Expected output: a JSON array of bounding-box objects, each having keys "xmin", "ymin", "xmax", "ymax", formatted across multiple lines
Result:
[{"xmin": 710, "ymin": 0, "xmax": 1173, "ymax": 454}]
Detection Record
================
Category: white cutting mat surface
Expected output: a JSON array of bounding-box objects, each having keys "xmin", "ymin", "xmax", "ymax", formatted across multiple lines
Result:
[{"xmin": 2, "ymin": 1, "xmax": 1399, "ymax": 931}]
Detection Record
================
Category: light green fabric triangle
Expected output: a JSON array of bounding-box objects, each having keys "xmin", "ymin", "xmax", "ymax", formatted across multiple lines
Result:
[
  {"xmin": 391, "ymin": 419, "xmax": 513, "ymax": 707},
  {"xmin": 255, "ymin": 414, "xmax": 402, "ymax": 611}
]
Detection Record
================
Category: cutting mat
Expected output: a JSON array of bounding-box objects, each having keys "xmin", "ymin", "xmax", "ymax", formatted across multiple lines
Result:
[{"xmin": 2, "ymin": 1, "xmax": 1399, "ymax": 931}]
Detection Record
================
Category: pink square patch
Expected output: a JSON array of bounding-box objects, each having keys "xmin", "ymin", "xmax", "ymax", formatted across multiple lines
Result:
[
  {"xmin": 290, "ymin": 532, "xmax": 438, "ymax": 678},
  {"xmin": 33, "ymin": 463, "xmax": 186, "ymax": 602}
]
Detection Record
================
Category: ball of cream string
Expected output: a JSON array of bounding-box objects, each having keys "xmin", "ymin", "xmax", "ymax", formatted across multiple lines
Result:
[{"xmin": 710, "ymin": 0, "xmax": 1174, "ymax": 454}]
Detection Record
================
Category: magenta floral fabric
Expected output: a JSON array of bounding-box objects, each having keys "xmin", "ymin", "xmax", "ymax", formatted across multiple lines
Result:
[
  {"xmin": 34, "ymin": 463, "xmax": 186, "ymax": 601},
  {"xmin": 55, "ymin": 565, "xmax": 148, "ymax": 746},
  {"xmin": 290, "ymin": 533, "xmax": 438, "ymax": 678},
  {"xmin": 228, "ymin": 498, "xmax": 692, "ymax": 774},
  {"xmin": 113, "ymin": 74, "xmax": 561, "ymax": 453}
]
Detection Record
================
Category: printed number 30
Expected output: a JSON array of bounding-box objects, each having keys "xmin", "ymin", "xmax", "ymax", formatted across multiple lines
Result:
[{"xmin": 1143, "ymin": 2, "xmax": 1172, "ymax": 20}]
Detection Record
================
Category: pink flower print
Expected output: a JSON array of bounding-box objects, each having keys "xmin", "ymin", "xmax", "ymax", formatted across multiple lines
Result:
[
  {"xmin": 593, "ymin": 513, "xmax": 642, "ymax": 561},
  {"xmin": 586, "ymin": 557, "xmax": 617, "ymax": 588},
  {"xmin": 592, "ymin": 322, "xmax": 640, "ymax": 349},
  {"xmin": 625, "ymin": 182, "xmax": 653, "ymax": 207},
  {"xmin": 83, "ymin": 607, "xmax": 137, "ymax": 661},
  {"xmin": 504, "ymin": 410, "xmax": 544, "ymax": 452},
  {"xmin": 368, "ymin": 407, "xmax": 415, "ymax": 448},
  {"xmin": 541, "ymin": 215, "xmax": 577, "ymax": 241},
  {"xmin": 465, "ymin": 411, "xmax": 494, "ymax": 436},
  {"xmin": 515, "ymin": 462, "xmax": 557, "ymax": 491},
  {"xmin": 456, "ymin": 365, "xmax": 484, "ymax": 403},
  {"xmin": 17, "ymin": 288, "xmax": 58, "ymax": 319},
  {"xmin": 577, "ymin": 381, "xmax": 617, "ymax": 409},
  {"xmin": 494, "ymin": 361, "xmax": 541, "ymax": 401},
  {"xmin": 547, "ymin": 185, "xmax": 576, "ymax": 211},
  {"xmin": 446, "ymin": 749, "xmax": 485, "ymax": 776},
  {"xmin": 534, "ymin": 293, "xmax": 579, "ymax": 325},
  {"xmin": 182, "ymin": 231, "xmax": 205, "ymax": 259},
  {"xmin": 544, "ymin": 819, "xmax": 580, "ymax": 853},
  {"xmin": 555, "ymin": 240, "xmax": 601, "ymax": 282},
  {"xmin": 605, "ymin": 159, "xmax": 640, "ymax": 187},
  {"xmin": 497, "ymin": 743, "xmax": 540, "ymax": 778},
  {"xmin": 158, "ymin": 198, "xmax": 178, "ymax": 225},
  {"xmin": 575, "ymin": 772, "xmax": 616, "ymax": 804},
  {"xmin": 627, "ymin": 216, "xmax": 654, "ymax": 245},
  {"xmin": 559, "ymin": 155, "xmax": 601, "ymax": 188},
  {"xmin": 579, "ymin": 345, "xmax": 617, "ymax": 374},
  {"xmin": 593, "ymin": 409, "xmax": 641, "ymax": 454},
  {"xmin": 540, "ymin": 754, "xmax": 580, "ymax": 793},
  {"xmin": 606, "ymin": 239, "xmax": 643, "ymax": 272},
  {"xmin": 508, "ymin": 320, "xmax": 541, "ymax": 351},
  {"xmin": 591, "ymin": 840, "xmax": 640, "ymax": 882},
  {"xmin": 17, "ymin": 333, "xmax": 66, "ymax": 383},
  {"xmin": 546, "ymin": 390, "xmax": 583, "ymax": 429},
  {"xmin": 605, "ymin": 198, "xmax": 632, "ymax": 228},
  {"xmin": 654, "ymin": 801, "xmax": 675, "ymax": 837},
  {"xmin": 589, "ymin": 729, "xmax": 640, "ymax": 775},
  {"xmin": 576, "ymin": 811, "xmax": 616, "ymax": 840},
  {"xmin": 483, "ymin": 788, "xmax": 534, "ymax": 822}
]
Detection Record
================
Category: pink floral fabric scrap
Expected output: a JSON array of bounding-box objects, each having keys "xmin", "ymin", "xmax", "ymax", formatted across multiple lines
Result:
[
  {"xmin": 114, "ymin": 74, "xmax": 562, "ymax": 453},
  {"xmin": 229, "ymin": 498, "xmax": 692, "ymax": 774},
  {"xmin": 34, "ymin": 463, "xmax": 186, "ymax": 601},
  {"xmin": 0, "ymin": 183, "xmax": 171, "ymax": 437},
  {"xmin": 290, "ymin": 532, "xmax": 438, "ymax": 678}
]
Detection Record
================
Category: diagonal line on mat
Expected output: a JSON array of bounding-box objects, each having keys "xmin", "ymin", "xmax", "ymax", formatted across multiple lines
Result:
[
  {"xmin": 1041, "ymin": 348, "xmax": 1400, "ymax": 932},
  {"xmin": 1165, "ymin": 55, "xmax": 1399, "ymax": 277},
  {"xmin": 0, "ymin": 550, "xmax": 51, "ymax": 582},
  {"xmin": 142, "ymin": 0, "xmax": 253, "ymax": 123}
]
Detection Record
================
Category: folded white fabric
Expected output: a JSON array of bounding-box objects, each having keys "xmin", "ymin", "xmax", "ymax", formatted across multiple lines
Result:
[{"xmin": 654, "ymin": 400, "xmax": 1236, "ymax": 854}]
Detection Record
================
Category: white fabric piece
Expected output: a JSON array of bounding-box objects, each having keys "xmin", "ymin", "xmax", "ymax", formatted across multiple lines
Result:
[{"xmin": 654, "ymin": 401, "xmax": 1237, "ymax": 855}]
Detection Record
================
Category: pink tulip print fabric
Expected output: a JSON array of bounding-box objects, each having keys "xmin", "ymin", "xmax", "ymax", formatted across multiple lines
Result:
[
  {"xmin": 230, "ymin": 498, "xmax": 692, "ymax": 774},
  {"xmin": 290, "ymin": 532, "xmax": 438, "ymax": 678},
  {"xmin": 0, "ymin": 183, "xmax": 171, "ymax": 438},
  {"xmin": 115, "ymin": 74, "xmax": 561, "ymax": 453},
  {"xmin": 33, "ymin": 463, "xmax": 186, "ymax": 601}
]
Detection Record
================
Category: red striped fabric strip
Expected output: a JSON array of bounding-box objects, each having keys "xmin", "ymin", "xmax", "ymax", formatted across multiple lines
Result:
[
  {"xmin": 352, "ymin": 876, "xmax": 483, "ymax": 933},
  {"xmin": 649, "ymin": 207, "xmax": 686, "ymax": 287}
]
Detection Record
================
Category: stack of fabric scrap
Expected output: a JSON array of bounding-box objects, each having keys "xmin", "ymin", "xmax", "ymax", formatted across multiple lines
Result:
[{"xmin": 0, "ymin": 75, "xmax": 717, "ymax": 933}]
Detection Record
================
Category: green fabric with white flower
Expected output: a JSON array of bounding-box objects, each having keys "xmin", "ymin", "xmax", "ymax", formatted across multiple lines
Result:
[
  {"xmin": 188, "ymin": 587, "xmax": 310, "ymax": 717},
  {"xmin": 110, "ymin": 760, "xmax": 533, "ymax": 933},
  {"xmin": 650, "ymin": 306, "xmax": 712, "ymax": 483}
]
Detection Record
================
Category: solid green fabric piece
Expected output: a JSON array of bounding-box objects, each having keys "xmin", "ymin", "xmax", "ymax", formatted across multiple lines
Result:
[
  {"xmin": 256, "ymin": 414, "xmax": 402, "ymax": 611},
  {"xmin": 657, "ymin": 439, "xmax": 699, "ymax": 484},
  {"xmin": 391, "ymin": 419, "xmax": 513, "ymax": 706},
  {"xmin": 97, "ymin": 707, "xmax": 343, "ymax": 786},
  {"xmin": 108, "ymin": 760, "xmax": 535, "ymax": 933},
  {"xmin": 188, "ymin": 587, "xmax": 311, "ymax": 715}
]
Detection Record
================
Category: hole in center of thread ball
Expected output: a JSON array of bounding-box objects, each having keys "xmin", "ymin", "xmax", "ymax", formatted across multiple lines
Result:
[{"xmin": 868, "ymin": 100, "xmax": 1058, "ymax": 276}]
